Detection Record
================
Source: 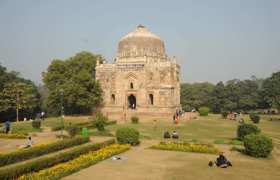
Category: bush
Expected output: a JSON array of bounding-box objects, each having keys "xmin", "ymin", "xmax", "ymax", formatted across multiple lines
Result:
[
  {"xmin": 237, "ymin": 123, "xmax": 261, "ymax": 140},
  {"xmin": 249, "ymin": 113, "xmax": 261, "ymax": 124},
  {"xmin": 94, "ymin": 112, "xmax": 108, "ymax": 131},
  {"xmin": 116, "ymin": 127, "xmax": 140, "ymax": 145},
  {"xmin": 131, "ymin": 116, "xmax": 139, "ymax": 124},
  {"xmin": 0, "ymin": 139, "xmax": 115, "ymax": 180},
  {"xmin": 66, "ymin": 125, "xmax": 81, "ymax": 137},
  {"xmin": 244, "ymin": 134, "xmax": 273, "ymax": 158},
  {"xmin": 32, "ymin": 120, "xmax": 41, "ymax": 129},
  {"xmin": 0, "ymin": 136, "xmax": 89, "ymax": 167},
  {"xmin": 198, "ymin": 107, "xmax": 210, "ymax": 116},
  {"xmin": 221, "ymin": 111, "xmax": 228, "ymax": 119}
]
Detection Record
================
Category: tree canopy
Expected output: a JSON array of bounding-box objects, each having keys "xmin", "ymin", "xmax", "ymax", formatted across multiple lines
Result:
[
  {"xmin": 0, "ymin": 64, "xmax": 40, "ymax": 122},
  {"xmin": 43, "ymin": 51, "xmax": 103, "ymax": 115}
]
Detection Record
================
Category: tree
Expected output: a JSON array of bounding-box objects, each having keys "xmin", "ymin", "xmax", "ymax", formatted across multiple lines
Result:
[
  {"xmin": 0, "ymin": 82, "xmax": 39, "ymax": 121},
  {"xmin": 262, "ymin": 72, "xmax": 280, "ymax": 111},
  {"xmin": 43, "ymin": 51, "xmax": 104, "ymax": 115},
  {"xmin": 180, "ymin": 82, "xmax": 214, "ymax": 111}
]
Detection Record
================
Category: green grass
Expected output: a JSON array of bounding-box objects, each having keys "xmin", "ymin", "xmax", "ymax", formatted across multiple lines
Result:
[{"xmin": 106, "ymin": 114, "xmax": 280, "ymax": 150}]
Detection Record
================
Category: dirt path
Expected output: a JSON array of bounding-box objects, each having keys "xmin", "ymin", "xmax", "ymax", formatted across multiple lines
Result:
[{"xmin": 63, "ymin": 140, "xmax": 280, "ymax": 180}]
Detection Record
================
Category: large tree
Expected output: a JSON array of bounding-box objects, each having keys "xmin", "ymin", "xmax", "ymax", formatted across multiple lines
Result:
[
  {"xmin": 262, "ymin": 71, "xmax": 280, "ymax": 111},
  {"xmin": 0, "ymin": 82, "xmax": 39, "ymax": 121},
  {"xmin": 43, "ymin": 51, "xmax": 103, "ymax": 115}
]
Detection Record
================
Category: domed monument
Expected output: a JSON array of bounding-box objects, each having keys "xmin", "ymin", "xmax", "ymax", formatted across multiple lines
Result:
[{"xmin": 96, "ymin": 25, "xmax": 181, "ymax": 122}]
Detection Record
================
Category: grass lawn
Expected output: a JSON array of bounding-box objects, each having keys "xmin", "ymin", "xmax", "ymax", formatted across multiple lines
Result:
[{"xmin": 64, "ymin": 114, "xmax": 280, "ymax": 180}]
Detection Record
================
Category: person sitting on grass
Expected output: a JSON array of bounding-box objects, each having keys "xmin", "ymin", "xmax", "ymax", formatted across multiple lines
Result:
[
  {"xmin": 25, "ymin": 136, "xmax": 34, "ymax": 148},
  {"xmin": 208, "ymin": 152, "xmax": 232, "ymax": 168},
  {"xmin": 163, "ymin": 131, "xmax": 171, "ymax": 139},
  {"xmin": 171, "ymin": 131, "xmax": 179, "ymax": 139}
]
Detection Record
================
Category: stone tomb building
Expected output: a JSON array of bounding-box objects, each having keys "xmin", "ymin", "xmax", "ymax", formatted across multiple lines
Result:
[{"xmin": 96, "ymin": 25, "xmax": 181, "ymax": 122}]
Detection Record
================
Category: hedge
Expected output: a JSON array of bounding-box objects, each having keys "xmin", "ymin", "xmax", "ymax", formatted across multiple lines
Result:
[
  {"xmin": 151, "ymin": 141, "xmax": 220, "ymax": 154},
  {"xmin": 18, "ymin": 144, "xmax": 130, "ymax": 180},
  {"xmin": 52, "ymin": 120, "xmax": 117, "ymax": 131},
  {"xmin": 0, "ymin": 136, "xmax": 90, "ymax": 167},
  {"xmin": 0, "ymin": 139, "xmax": 115, "ymax": 180},
  {"xmin": 244, "ymin": 134, "xmax": 273, "ymax": 158},
  {"xmin": 116, "ymin": 127, "xmax": 140, "ymax": 145},
  {"xmin": 0, "ymin": 133, "xmax": 27, "ymax": 139}
]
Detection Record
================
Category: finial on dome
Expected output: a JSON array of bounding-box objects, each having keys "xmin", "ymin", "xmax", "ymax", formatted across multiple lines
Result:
[{"xmin": 137, "ymin": 24, "xmax": 145, "ymax": 28}]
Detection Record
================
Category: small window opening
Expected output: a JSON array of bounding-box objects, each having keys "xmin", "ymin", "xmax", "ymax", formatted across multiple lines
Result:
[
  {"xmin": 111, "ymin": 94, "xmax": 115, "ymax": 104},
  {"xmin": 130, "ymin": 83, "xmax": 134, "ymax": 89}
]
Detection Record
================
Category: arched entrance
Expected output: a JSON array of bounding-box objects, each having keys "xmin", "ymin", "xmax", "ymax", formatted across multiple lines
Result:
[{"xmin": 128, "ymin": 94, "xmax": 136, "ymax": 109}]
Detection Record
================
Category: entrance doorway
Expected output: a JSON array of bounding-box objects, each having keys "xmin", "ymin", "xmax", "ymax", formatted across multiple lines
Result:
[{"xmin": 128, "ymin": 94, "xmax": 136, "ymax": 109}]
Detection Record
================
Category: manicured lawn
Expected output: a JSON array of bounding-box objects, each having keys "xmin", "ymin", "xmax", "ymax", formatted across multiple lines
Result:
[{"xmin": 64, "ymin": 114, "xmax": 280, "ymax": 180}]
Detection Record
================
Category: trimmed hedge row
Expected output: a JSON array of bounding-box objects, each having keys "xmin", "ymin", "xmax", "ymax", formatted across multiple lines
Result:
[
  {"xmin": 52, "ymin": 120, "xmax": 117, "ymax": 131},
  {"xmin": 151, "ymin": 141, "xmax": 220, "ymax": 154},
  {"xmin": 0, "ymin": 139, "xmax": 115, "ymax": 180},
  {"xmin": 18, "ymin": 144, "xmax": 130, "ymax": 180},
  {"xmin": 0, "ymin": 133, "xmax": 27, "ymax": 139},
  {"xmin": 0, "ymin": 136, "xmax": 90, "ymax": 167}
]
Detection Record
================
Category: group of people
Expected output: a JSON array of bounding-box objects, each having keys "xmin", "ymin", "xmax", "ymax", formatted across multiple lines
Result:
[
  {"xmin": 209, "ymin": 153, "xmax": 232, "ymax": 168},
  {"xmin": 228, "ymin": 112, "xmax": 244, "ymax": 123},
  {"xmin": 173, "ymin": 109, "xmax": 183, "ymax": 124}
]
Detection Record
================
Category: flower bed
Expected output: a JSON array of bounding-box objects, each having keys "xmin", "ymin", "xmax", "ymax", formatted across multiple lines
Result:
[
  {"xmin": 18, "ymin": 144, "xmax": 130, "ymax": 180},
  {"xmin": 0, "ymin": 139, "xmax": 114, "ymax": 180},
  {"xmin": 0, "ymin": 136, "xmax": 89, "ymax": 167},
  {"xmin": 151, "ymin": 141, "xmax": 220, "ymax": 154},
  {"xmin": 0, "ymin": 133, "xmax": 27, "ymax": 139}
]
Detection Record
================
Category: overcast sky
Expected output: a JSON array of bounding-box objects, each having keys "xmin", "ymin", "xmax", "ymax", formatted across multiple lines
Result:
[{"xmin": 0, "ymin": 0, "xmax": 279, "ymax": 84}]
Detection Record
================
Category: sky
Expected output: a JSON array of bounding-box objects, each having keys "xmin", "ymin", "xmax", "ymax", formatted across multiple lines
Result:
[{"xmin": 0, "ymin": 0, "xmax": 279, "ymax": 84}]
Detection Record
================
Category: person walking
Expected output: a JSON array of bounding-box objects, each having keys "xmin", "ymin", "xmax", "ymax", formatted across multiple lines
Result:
[{"xmin": 4, "ymin": 120, "xmax": 11, "ymax": 134}]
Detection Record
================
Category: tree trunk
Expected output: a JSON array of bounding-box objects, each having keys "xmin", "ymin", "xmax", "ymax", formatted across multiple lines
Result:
[{"xmin": 16, "ymin": 107, "xmax": 19, "ymax": 122}]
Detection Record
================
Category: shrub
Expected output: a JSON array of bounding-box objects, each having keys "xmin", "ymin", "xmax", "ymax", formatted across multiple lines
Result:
[
  {"xmin": 221, "ymin": 111, "xmax": 228, "ymax": 119},
  {"xmin": 0, "ymin": 133, "xmax": 27, "ymax": 139},
  {"xmin": 198, "ymin": 107, "xmax": 210, "ymax": 116},
  {"xmin": 32, "ymin": 120, "xmax": 41, "ymax": 129},
  {"xmin": 230, "ymin": 139, "xmax": 243, "ymax": 145},
  {"xmin": 0, "ymin": 139, "xmax": 115, "ymax": 180},
  {"xmin": 131, "ymin": 116, "xmax": 139, "ymax": 124},
  {"xmin": 244, "ymin": 134, "xmax": 273, "ymax": 158},
  {"xmin": 18, "ymin": 144, "xmax": 130, "ymax": 180},
  {"xmin": 237, "ymin": 123, "xmax": 261, "ymax": 140},
  {"xmin": 0, "ymin": 136, "xmax": 89, "ymax": 167},
  {"xmin": 116, "ymin": 127, "xmax": 140, "ymax": 145},
  {"xmin": 66, "ymin": 125, "xmax": 81, "ymax": 137},
  {"xmin": 151, "ymin": 142, "xmax": 220, "ymax": 154},
  {"xmin": 94, "ymin": 112, "xmax": 108, "ymax": 131},
  {"xmin": 249, "ymin": 113, "xmax": 261, "ymax": 124}
]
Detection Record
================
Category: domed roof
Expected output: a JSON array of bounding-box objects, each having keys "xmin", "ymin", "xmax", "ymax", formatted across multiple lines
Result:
[{"xmin": 117, "ymin": 25, "xmax": 166, "ymax": 58}]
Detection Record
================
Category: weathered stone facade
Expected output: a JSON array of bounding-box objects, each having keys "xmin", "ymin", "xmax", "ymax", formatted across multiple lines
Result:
[{"xmin": 96, "ymin": 25, "xmax": 181, "ymax": 122}]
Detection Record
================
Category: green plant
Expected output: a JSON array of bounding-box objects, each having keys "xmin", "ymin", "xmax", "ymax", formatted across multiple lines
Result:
[
  {"xmin": 116, "ymin": 127, "xmax": 140, "ymax": 145},
  {"xmin": 249, "ymin": 113, "xmax": 261, "ymax": 124},
  {"xmin": 94, "ymin": 112, "xmax": 108, "ymax": 131},
  {"xmin": 0, "ymin": 139, "xmax": 115, "ymax": 180},
  {"xmin": 66, "ymin": 125, "xmax": 81, "ymax": 137},
  {"xmin": 198, "ymin": 107, "xmax": 210, "ymax": 116},
  {"xmin": 237, "ymin": 123, "xmax": 261, "ymax": 140},
  {"xmin": 31, "ymin": 120, "xmax": 41, "ymax": 129},
  {"xmin": 131, "ymin": 116, "xmax": 139, "ymax": 124},
  {"xmin": 230, "ymin": 139, "xmax": 243, "ymax": 145},
  {"xmin": 244, "ymin": 134, "xmax": 273, "ymax": 158},
  {"xmin": 0, "ymin": 136, "xmax": 89, "ymax": 167}
]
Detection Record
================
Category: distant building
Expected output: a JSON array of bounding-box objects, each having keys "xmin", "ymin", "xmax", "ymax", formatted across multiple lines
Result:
[{"xmin": 96, "ymin": 25, "xmax": 181, "ymax": 122}]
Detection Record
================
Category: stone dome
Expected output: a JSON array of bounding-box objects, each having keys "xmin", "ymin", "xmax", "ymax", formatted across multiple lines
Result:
[{"xmin": 117, "ymin": 25, "xmax": 166, "ymax": 58}]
